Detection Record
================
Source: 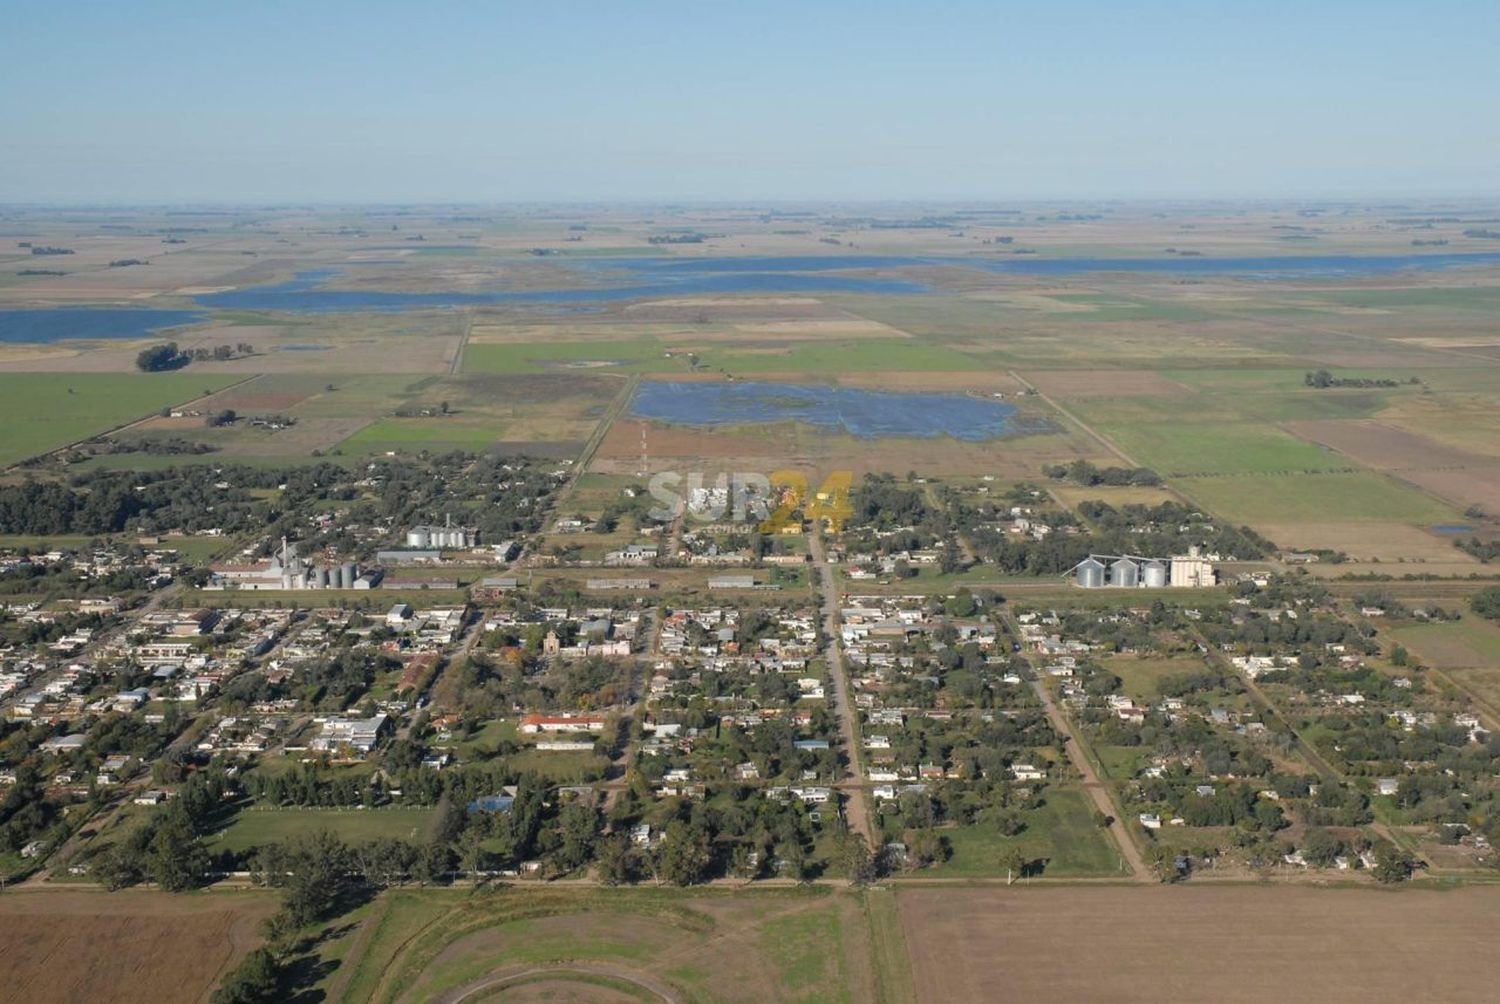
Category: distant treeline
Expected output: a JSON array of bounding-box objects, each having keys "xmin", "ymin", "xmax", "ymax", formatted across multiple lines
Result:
[{"xmin": 1304, "ymin": 370, "xmax": 1417, "ymax": 389}]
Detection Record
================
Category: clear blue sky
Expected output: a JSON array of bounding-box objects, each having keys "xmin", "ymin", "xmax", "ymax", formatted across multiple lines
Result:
[{"xmin": 1, "ymin": 0, "xmax": 1495, "ymax": 203}]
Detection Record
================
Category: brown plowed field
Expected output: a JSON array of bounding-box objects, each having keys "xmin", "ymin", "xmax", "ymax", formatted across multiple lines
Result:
[
  {"xmin": 0, "ymin": 889, "xmax": 277, "ymax": 1004},
  {"xmin": 898, "ymin": 886, "xmax": 1500, "ymax": 1003},
  {"xmin": 1287, "ymin": 419, "xmax": 1500, "ymax": 511}
]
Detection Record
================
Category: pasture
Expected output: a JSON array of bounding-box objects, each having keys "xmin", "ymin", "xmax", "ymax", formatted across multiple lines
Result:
[{"xmin": 0, "ymin": 372, "xmax": 240, "ymax": 467}]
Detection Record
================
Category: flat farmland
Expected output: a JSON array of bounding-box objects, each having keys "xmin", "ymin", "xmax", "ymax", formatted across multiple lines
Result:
[
  {"xmin": 1391, "ymin": 618, "xmax": 1500, "ymax": 669},
  {"xmin": 1096, "ymin": 421, "xmax": 1347, "ymax": 475},
  {"xmin": 0, "ymin": 372, "xmax": 242, "ymax": 467},
  {"xmin": 1287, "ymin": 419, "xmax": 1500, "ymax": 511},
  {"xmin": 1021, "ymin": 368, "xmax": 1195, "ymax": 398},
  {"xmin": 1181, "ymin": 471, "xmax": 1459, "ymax": 527},
  {"xmin": 0, "ymin": 889, "xmax": 277, "ymax": 1004},
  {"xmin": 1256, "ymin": 521, "xmax": 1476, "ymax": 564},
  {"xmin": 898, "ymin": 886, "xmax": 1500, "ymax": 1004}
]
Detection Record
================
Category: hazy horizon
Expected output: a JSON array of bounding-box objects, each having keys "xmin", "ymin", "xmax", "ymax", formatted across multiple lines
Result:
[{"xmin": 2, "ymin": 0, "xmax": 1496, "ymax": 204}]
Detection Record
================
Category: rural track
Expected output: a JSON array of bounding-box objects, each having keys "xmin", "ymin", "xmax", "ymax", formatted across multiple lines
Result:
[
  {"xmin": 809, "ymin": 524, "xmax": 875, "ymax": 847},
  {"xmin": 447, "ymin": 310, "xmax": 474, "ymax": 375}
]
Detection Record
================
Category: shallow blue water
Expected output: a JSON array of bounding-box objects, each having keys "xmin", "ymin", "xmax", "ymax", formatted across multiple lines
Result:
[
  {"xmin": 629, "ymin": 380, "xmax": 1023, "ymax": 440},
  {"xmin": 194, "ymin": 267, "xmax": 927, "ymax": 312},
  {"xmin": 0, "ymin": 307, "xmax": 206, "ymax": 343},
  {"xmin": 190, "ymin": 251, "xmax": 1500, "ymax": 314}
]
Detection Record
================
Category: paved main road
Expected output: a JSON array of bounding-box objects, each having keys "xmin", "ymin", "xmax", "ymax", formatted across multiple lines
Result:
[{"xmin": 808, "ymin": 525, "xmax": 874, "ymax": 846}]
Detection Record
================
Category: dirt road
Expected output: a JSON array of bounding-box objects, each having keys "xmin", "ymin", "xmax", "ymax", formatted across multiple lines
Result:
[{"xmin": 808, "ymin": 526, "xmax": 874, "ymax": 846}]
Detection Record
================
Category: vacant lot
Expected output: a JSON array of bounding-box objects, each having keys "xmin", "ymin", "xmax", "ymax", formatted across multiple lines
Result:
[
  {"xmin": 0, "ymin": 889, "xmax": 276, "ymax": 1004},
  {"xmin": 899, "ymin": 886, "xmax": 1500, "ymax": 1003}
]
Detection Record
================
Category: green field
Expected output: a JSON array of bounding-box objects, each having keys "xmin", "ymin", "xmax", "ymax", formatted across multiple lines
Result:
[
  {"xmin": 207, "ymin": 807, "xmax": 435, "ymax": 853},
  {"xmin": 1182, "ymin": 470, "xmax": 1459, "ymax": 524},
  {"xmin": 334, "ymin": 886, "xmax": 873, "ymax": 1004},
  {"xmin": 0, "ymin": 372, "xmax": 241, "ymax": 467},
  {"xmin": 1099, "ymin": 421, "xmax": 1346, "ymax": 475},
  {"xmin": 927, "ymin": 784, "xmax": 1124, "ymax": 877},
  {"xmin": 335, "ymin": 416, "xmax": 506, "ymax": 454}
]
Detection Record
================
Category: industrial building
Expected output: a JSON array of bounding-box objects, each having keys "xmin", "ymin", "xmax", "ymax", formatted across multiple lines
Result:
[
  {"xmin": 406, "ymin": 515, "xmax": 477, "ymax": 549},
  {"xmin": 207, "ymin": 540, "xmax": 379, "ymax": 590},
  {"xmin": 1069, "ymin": 550, "xmax": 1216, "ymax": 589}
]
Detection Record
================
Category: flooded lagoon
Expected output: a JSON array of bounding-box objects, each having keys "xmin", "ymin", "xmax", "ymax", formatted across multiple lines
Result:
[
  {"xmin": 191, "ymin": 252, "xmax": 1500, "ymax": 315},
  {"xmin": 629, "ymin": 380, "xmax": 1030, "ymax": 441},
  {"xmin": 0, "ymin": 308, "xmax": 206, "ymax": 343}
]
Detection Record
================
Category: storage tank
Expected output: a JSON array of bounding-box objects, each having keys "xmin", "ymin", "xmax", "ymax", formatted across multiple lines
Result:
[
  {"xmin": 342, "ymin": 562, "xmax": 358, "ymax": 590},
  {"xmin": 1142, "ymin": 559, "xmax": 1168, "ymax": 589},
  {"xmin": 1109, "ymin": 558, "xmax": 1139, "ymax": 588},
  {"xmin": 1076, "ymin": 557, "xmax": 1105, "ymax": 589}
]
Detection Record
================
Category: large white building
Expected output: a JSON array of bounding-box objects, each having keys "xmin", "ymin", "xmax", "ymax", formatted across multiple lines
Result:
[{"xmin": 406, "ymin": 517, "xmax": 477, "ymax": 549}]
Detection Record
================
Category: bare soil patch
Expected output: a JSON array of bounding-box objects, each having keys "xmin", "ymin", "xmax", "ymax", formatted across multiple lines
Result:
[
  {"xmin": 0, "ymin": 889, "xmax": 276, "ymax": 1004},
  {"xmin": 899, "ymin": 886, "xmax": 1500, "ymax": 1004}
]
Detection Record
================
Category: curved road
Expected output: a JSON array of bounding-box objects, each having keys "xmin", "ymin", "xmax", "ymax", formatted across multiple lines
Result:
[{"xmin": 429, "ymin": 963, "xmax": 681, "ymax": 1004}]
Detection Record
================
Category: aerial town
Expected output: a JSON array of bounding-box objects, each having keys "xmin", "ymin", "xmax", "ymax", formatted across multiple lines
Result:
[{"xmin": 3, "ymin": 3, "xmax": 1498, "ymax": 1002}]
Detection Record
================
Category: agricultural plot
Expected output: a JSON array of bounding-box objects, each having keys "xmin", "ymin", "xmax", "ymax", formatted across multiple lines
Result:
[
  {"xmin": 897, "ymin": 886, "xmax": 1500, "ymax": 1004},
  {"xmin": 0, "ymin": 889, "xmax": 277, "ymax": 1004},
  {"xmin": 1181, "ymin": 471, "xmax": 1459, "ymax": 527},
  {"xmin": 0, "ymin": 372, "xmax": 242, "ymax": 467},
  {"xmin": 1095, "ymin": 422, "xmax": 1346, "ymax": 476}
]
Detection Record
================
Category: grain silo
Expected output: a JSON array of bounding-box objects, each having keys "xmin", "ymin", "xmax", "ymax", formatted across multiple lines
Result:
[
  {"xmin": 1109, "ymin": 557, "xmax": 1139, "ymax": 588},
  {"xmin": 1076, "ymin": 557, "xmax": 1106, "ymax": 589},
  {"xmin": 314, "ymin": 566, "xmax": 330, "ymax": 589},
  {"xmin": 1142, "ymin": 559, "xmax": 1168, "ymax": 589},
  {"xmin": 342, "ymin": 562, "xmax": 358, "ymax": 590}
]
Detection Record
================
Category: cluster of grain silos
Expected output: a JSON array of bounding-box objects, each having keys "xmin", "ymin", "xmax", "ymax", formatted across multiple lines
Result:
[{"xmin": 1073, "ymin": 555, "xmax": 1179, "ymax": 589}]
